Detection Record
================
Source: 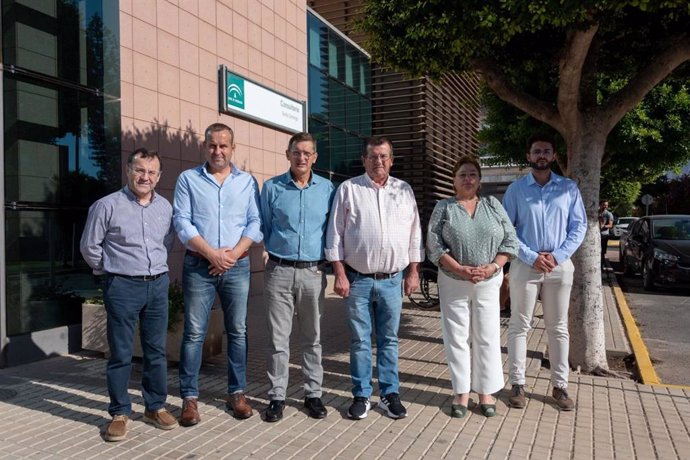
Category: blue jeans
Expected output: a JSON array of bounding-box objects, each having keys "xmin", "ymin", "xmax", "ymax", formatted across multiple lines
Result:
[
  {"xmin": 346, "ymin": 271, "xmax": 403, "ymax": 398},
  {"xmin": 179, "ymin": 255, "xmax": 250, "ymax": 397},
  {"xmin": 103, "ymin": 273, "xmax": 169, "ymax": 416}
]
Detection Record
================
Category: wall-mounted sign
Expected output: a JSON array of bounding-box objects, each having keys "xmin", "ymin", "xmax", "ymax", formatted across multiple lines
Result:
[{"xmin": 219, "ymin": 65, "xmax": 305, "ymax": 134}]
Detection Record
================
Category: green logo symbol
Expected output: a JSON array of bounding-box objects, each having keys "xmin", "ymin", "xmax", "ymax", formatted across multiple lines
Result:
[{"xmin": 227, "ymin": 74, "xmax": 245, "ymax": 109}]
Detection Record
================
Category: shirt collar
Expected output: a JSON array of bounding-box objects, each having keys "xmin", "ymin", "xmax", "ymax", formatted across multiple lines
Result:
[
  {"xmin": 200, "ymin": 162, "xmax": 240, "ymax": 178},
  {"xmin": 362, "ymin": 173, "xmax": 390, "ymax": 188},
  {"xmin": 527, "ymin": 170, "xmax": 562, "ymax": 187},
  {"xmin": 123, "ymin": 186, "xmax": 156, "ymax": 204},
  {"xmin": 285, "ymin": 170, "xmax": 317, "ymax": 187}
]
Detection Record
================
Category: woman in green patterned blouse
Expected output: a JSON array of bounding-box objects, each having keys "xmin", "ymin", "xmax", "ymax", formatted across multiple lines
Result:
[{"xmin": 427, "ymin": 156, "xmax": 519, "ymax": 418}]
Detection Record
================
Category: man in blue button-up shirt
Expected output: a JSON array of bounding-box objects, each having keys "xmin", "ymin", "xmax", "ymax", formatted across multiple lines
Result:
[
  {"xmin": 502, "ymin": 134, "xmax": 587, "ymax": 412},
  {"xmin": 259, "ymin": 132, "xmax": 334, "ymax": 422},
  {"xmin": 174, "ymin": 123, "xmax": 262, "ymax": 425}
]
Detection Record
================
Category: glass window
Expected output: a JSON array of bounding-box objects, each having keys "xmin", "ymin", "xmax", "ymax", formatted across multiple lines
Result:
[
  {"xmin": 344, "ymin": 88, "xmax": 359, "ymax": 133},
  {"xmin": 3, "ymin": 0, "xmax": 120, "ymax": 335},
  {"xmin": 307, "ymin": 11, "xmax": 371, "ymax": 184},
  {"xmin": 3, "ymin": 0, "xmax": 120, "ymax": 93},
  {"xmin": 327, "ymin": 34, "xmax": 340, "ymax": 79},
  {"xmin": 345, "ymin": 52, "xmax": 353, "ymax": 88},
  {"xmin": 310, "ymin": 120, "xmax": 330, "ymax": 173},
  {"xmin": 308, "ymin": 65, "xmax": 328, "ymax": 121},
  {"xmin": 307, "ymin": 14, "xmax": 322, "ymax": 68}
]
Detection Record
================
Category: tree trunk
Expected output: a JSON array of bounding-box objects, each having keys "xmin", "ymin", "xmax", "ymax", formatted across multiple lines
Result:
[{"xmin": 566, "ymin": 130, "xmax": 609, "ymax": 372}]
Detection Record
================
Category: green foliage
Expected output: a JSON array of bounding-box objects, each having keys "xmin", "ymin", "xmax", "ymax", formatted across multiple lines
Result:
[
  {"xmin": 361, "ymin": 1, "xmax": 690, "ymax": 183},
  {"xmin": 642, "ymin": 174, "xmax": 690, "ymax": 214},
  {"xmin": 167, "ymin": 280, "xmax": 184, "ymax": 332},
  {"xmin": 478, "ymin": 79, "xmax": 690, "ymax": 205},
  {"xmin": 85, "ymin": 280, "xmax": 185, "ymax": 332},
  {"xmin": 601, "ymin": 179, "xmax": 641, "ymax": 217},
  {"xmin": 360, "ymin": 1, "xmax": 690, "ymax": 82}
]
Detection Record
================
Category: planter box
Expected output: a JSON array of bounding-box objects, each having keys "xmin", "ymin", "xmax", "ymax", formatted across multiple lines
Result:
[{"xmin": 82, "ymin": 303, "xmax": 223, "ymax": 362}]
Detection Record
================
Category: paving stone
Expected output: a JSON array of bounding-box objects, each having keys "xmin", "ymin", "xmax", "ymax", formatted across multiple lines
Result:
[{"xmin": 0, "ymin": 277, "xmax": 688, "ymax": 459}]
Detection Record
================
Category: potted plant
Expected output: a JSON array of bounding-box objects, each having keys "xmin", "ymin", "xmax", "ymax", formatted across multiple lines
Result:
[{"xmin": 81, "ymin": 280, "xmax": 223, "ymax": 361}]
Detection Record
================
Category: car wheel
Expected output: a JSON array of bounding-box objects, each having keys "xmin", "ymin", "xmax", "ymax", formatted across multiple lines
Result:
[
  {"xmin": 621, "ymin": 250, "xmax": 634, "ymax": 276},
  {"xmin": 642, "ymin": 259, "xmax": 655, "ymax": 291}
]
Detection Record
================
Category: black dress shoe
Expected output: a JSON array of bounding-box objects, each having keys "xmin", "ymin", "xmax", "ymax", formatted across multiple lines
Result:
[
  {"xmin": 304, "ymin": 397, "xmax": 328, "ymax": 419},
  {"xmin": 264, "ymin": 400, "xmax": 284, "ymax": 422}
]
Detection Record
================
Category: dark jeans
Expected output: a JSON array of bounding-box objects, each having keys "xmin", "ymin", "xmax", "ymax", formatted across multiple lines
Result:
[
  {"xmin": 601, "ymin": 234, "xmax": 610, "ymax": 264},
  {"xmin": 103, "ymin": 274, "xmax": 169, "ymax": 416}
]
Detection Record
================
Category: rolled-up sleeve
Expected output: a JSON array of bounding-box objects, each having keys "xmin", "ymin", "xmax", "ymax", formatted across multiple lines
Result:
[
  {"xmin": 553, "ymin": 182, "xmax": 587, "ymax": 264},
  {"xmin": 491, "ymin": 196, "xmax": 519, "ymax": 258},
  {"xmin": 259, "ymin": 180, "xmax": 273, "ymax": 246},
  {"xmin": 242, "ymin": 176, "xmax": 263, "ymax": 243},
  {"xmin": 173, "ymin": 173, "xmax": 200, "ymax": 245},
  {"xmin": 426, "ymin": 200, "xmax": 449, "ymax": 266},
  {"xmin": 407, "ymin": 189, "xmax": 424, "ymax": 263},
  {"xmin": 325, "ymin": 184, "xmax": 347, "ymax": 262},
  {"xmin": 502, "ymin": 184, "xmax": 539, "ymax": 266}
]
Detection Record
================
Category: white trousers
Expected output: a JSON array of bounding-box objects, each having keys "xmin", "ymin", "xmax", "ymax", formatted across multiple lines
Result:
[
  {"xmin": 507, "ymin": 258, "xmax": 574, "ymax": 388},
  {"xmin": 438, "ymin": 269, "xmax": 505, "ymax": 395}
]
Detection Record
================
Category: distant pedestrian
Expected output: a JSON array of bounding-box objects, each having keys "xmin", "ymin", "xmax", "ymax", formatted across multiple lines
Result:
[
  {"xmin": 502, "ymin": 134, "xmax": 587, "ymax": 411},
  {"xmin": 599, "ymin": 200, "xmax": 614, "ymax": 268},
  {"xmin": 80, "ymin": 148, "xmax": 178, "ymax": 441},
  {"xmin": 325, "ymin": 136, "xmax": 424, "ymax": 420}
]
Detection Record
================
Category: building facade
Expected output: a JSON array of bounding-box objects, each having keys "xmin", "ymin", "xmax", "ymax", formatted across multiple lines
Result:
[{"xmin": 1, "ymin": 0, "xmax": 482, "ymax": 367}]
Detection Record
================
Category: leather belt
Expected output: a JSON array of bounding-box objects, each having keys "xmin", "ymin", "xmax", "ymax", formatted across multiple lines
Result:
[
  {"xmin": 112, "ymin": 273, "xmax": 166, "ymax": 281},
  {"xmin": 186, "ymin": 249, "xmax": 249, "ymax": 260},
  {"xmin": 346, "ymin": 265, "xmax": 398, "ymax": 280},
  {"xmin": 268, "ymin": 254, "xmax": 323, "ymax": 269}
]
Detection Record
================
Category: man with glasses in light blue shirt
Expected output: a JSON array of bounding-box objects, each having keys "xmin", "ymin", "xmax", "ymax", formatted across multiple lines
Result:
[
  {"xmin": 174, "ymin": 123, "xmax": 262, "ymax": 425},
  {"xmin": 502, "ymin": 134, "xmax": 587, "ymax": 412},
  {"xmin": 260, "ymin": 132, "xmax": 335, "ymax": 422}
]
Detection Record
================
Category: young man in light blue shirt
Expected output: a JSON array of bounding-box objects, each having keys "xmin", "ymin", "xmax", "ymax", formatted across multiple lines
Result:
[
  {"xmin": 174, "ymin": 123, "xmax": 262, "ymax": 425},
  {"xmin": 260, "ymin": 132, "xmax": 334, "ymax": 422},
  {"xmin": 502, "ymin": 134, "xmax": 587, "ymax": 411}
]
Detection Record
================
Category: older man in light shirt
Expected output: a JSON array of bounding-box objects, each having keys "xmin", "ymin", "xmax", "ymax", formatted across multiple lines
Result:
[{"xmin": 326, "ymin": 136, "xmax": 423, "ymax": 420}]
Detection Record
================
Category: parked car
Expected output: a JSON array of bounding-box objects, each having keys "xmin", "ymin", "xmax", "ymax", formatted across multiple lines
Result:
[
  {"xmin": 619, "ymin": 215, "xmax": 690, "ymax": 290},
  {"xmin": 612, "ymin": 216, "xmax": 639, "ymax": 238}
]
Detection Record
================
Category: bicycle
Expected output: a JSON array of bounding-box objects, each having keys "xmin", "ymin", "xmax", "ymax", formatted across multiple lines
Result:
[{"xmin": 408, "ymin": 264, "xmax": 439, "ymax": 310}]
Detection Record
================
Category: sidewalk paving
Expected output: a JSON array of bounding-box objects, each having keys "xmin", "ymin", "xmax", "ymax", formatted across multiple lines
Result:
[{"xmin": 0, "ymin": 275, "xmax": 689, "ymax": 459}]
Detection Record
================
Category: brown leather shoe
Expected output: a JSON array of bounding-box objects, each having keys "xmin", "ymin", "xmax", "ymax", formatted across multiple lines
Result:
[
  {"xmin": 508, "ymin": 384, "xmax": 526, "ymax": 408},
  {"xmin": 104, "ymin": 415, "xmax": 128, "ymax": 442},
  {"xmin": 226, "ymin": 392, "xmax": 253, "ymax": 419},
  {"xmin": 552, "ymin": 387, "xmax": 575, "ymax": 411},
  {"xmin": 180, "ymin": 398, "xmax": 201, "ymax": 426},
  {"xmin": 144, "ymin": 408, "xmax": 179, "ymax": 430}
]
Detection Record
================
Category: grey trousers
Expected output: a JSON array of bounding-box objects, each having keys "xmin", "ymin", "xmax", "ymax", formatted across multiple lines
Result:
[{"xmin": 264, "ymin": 260, "xmax": 327, "ymax": 400}]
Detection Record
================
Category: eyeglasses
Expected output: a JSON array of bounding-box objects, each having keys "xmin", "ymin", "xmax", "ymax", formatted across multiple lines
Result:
[
  {"xmin": 365, "ymin": 154, "xmax": 391, "ymax": 162},
  {"xmin": 289, "ymin": 150, "xmax": 316, "ymax": 159},
  {"xmin": 130, "ymin": 167, "xmax": 160, "ymax": 177}
]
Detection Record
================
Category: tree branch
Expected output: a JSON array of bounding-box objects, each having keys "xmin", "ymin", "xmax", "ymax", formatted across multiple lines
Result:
[
  {"xmin": 600, "ymin": 34, "xmax": 690, "ymax": 133},
  {"xmin": 558, "ymin": 25, "xmax": 599, "ymax": 131},
  {"xmin": 472, "ymin": 57, "xmax": 564, "ymax": 133}
]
